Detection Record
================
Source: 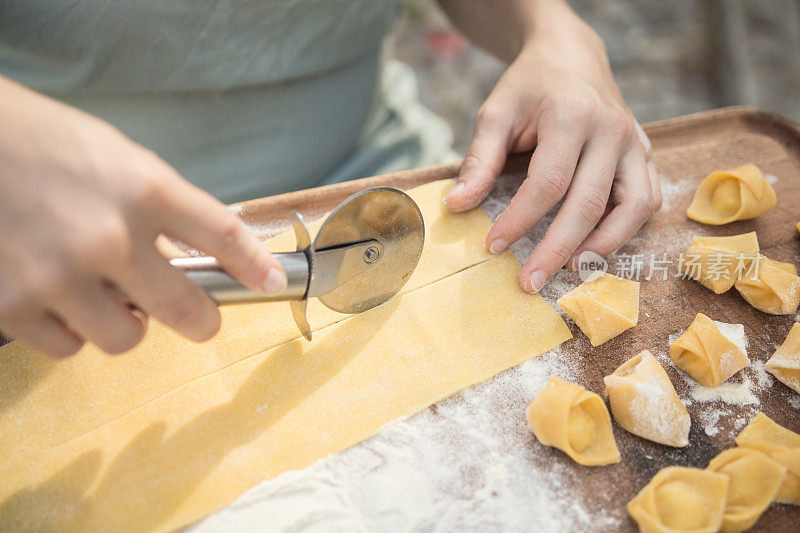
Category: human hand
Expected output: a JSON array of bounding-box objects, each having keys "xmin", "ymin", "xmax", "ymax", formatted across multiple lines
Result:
[
  {"xmin": 0, "ymin": 78, "xmax": 286, "ymax": 357},
  {"xmin": 444, "ymin": 10, "xmax": 660, "ymax": 293}
]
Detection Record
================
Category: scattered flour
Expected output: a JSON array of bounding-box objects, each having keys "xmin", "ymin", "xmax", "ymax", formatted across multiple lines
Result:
[
  {"xmin": 687, "ymin": 374, "xmax": 759, "ymax": 405},
  {"xmin": 750, "ymin": 360, "xmax": 774, "ymax": 389},
  {"xmin": 790, "ymin": 395, "xmax": 800, "ymax": 410},
  {"xmin": 190, "ymin": 175, "xmax": 780, "ymax": 531},
  {"xmin": 765, "ymin": 173, "xmax": 779, "ymax": 185},
  {"xmin": 189, "ymin": 347, "xmax": 622, "ymax": 533},
  {"xmin": 658, "ymin": 176, "xmax": 693, "ymax": 212},
  {"xmin": 626, "ymin": 374, "xmax": 690, "ymax": 447},
  {"xmin": 698, "ymin": 410, "xmax": 722, "ymax": 436},
  {"xmin": 713, "ymin": 321, "xmax": 748, "ymax": 351},
  {"xmin": 678, "ymin": 359, "xmax": 775, "ymax": 439},
  {"xmin": 667, "ymin": 332, "xmax": 681, "ymax": 346}
]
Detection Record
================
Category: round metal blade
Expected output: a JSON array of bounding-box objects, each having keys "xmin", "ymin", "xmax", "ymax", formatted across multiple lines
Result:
[{"xmin": 314, "ymin": 187, "xmax": 424, "ymax": 314}]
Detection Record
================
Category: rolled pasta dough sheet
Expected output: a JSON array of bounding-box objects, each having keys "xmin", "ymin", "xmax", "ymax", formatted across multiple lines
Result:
[
  {"xmin": 0, "ymin": 179, "xmax": 492, "ymax": 461},
  {"xmin": 0, "ymin": 253, "xmax": 571, "ymax": 532},
  {"xmin": 0, "ymin": 180, "xmax": 571, "ymax": 532}
]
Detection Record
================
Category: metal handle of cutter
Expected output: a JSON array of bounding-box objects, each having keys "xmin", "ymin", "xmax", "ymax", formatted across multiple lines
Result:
[{"xmin": 170, "ymin": 253, "xmax": 309, "ymax": 304}]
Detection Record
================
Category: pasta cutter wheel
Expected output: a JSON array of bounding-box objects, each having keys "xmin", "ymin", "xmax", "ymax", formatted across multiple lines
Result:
[{"xmin": 170, "ymin": 188, "xmax": 425, "ymax": 340}]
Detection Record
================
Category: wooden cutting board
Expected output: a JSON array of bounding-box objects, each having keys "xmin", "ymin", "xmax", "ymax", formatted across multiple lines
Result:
[
  {"xmin": 1, "ymin": 107, "xmax": 798, "ymax": 530},
  {"xmin": 235, "ymin": 106, "xmax": 800, "ymax": 531}
]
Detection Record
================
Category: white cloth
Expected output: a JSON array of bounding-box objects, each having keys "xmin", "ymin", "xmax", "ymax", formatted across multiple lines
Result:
[{"xmin": 0, "ymin": 0, "xmax": 457, "ymax": 203}]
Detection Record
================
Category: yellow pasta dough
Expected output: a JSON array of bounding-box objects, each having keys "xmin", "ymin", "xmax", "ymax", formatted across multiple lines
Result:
[
  {"xmin": 603, "ymin": 350, "xmax": 690, "ymax": 447},
  {"xmin": 706, "ymin": 447, "xmax": 787, "ymax": 533},
  {"xmin": 678, "ymin": 232, "xmax": 759, "ymax": 294},
  {"xmin": 687, "ymin": 164, "xmax": 776, "ymax": 225},
  {"xmin": 526, "ymin": 377, "xmax": 620, "ymax": 466},
  {"xmin": 770, "ymin": 449, "xmax": 800, "ymax": 505},
  {"xmin": 627, "ymin": 466, "xmax": 729, "ymax": 533},
  {"xmin": 0, "ymin": 179, "xmax": 494, "ymax": 462},
  {"xmin": 734, "ymin": 255, "xmax": 800, "ymax": 315},
  {"xmin": 557, "ymin": 272, "xmax": 639, "ymax": 346},
  {"xmin": 0, "ymin": 180, "xmax": 574, "ymax": 532},
  {"xmin": 669, "ymin": 313, "xmax": 750, "ymax": 387},
  {"xmin": 735, "ymin": 412, "xmax": 800, "ymax": 505},
  {"xmin": 765, "ymin": 322, "xmax": 800, "ymax": 394}
]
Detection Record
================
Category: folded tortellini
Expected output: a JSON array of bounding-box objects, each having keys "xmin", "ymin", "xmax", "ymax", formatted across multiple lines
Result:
[
  {"xmin": 526, "ymin": 377, "xmax": 620, "ymax": 466},
  {"xmin": 735, "ymin": 412, "xmax": 800, "ymax": 505},
  {"xmin": 557, "ymin": 272, "xmax": 639, "ymax": 346},
  {"xmin": 678, "ymin": 232, "xmax": 759, "ymax": 293},
  {"xmin": 604, "ymin": 350, "xmax": 690, "ymax": 447},
  {"xmin": 766, "ymin": 322, "xmax": 800, "ymax": 393},
  {"xmin": 627, "ymin": 466, "xmax": 729, "ymax": 533},
  {"xmin": 669, "ymin": 313, "xmax": 750, "ymax": 387},
  {"xmin": 734, "ymin": 255, "xmax": 800, "ymax": 315},
  {"xmin": 687, "ymin": 164, "xmax": 776, "ymax": 225},
  {"xmin": 707, "ymin": 447, "xmax": 787, "ymax": 532}
]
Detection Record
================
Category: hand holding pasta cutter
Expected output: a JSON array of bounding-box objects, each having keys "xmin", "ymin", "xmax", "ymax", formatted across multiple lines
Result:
[{"xmin": 170, "ymin": 188, "xmax": 425, "ymax": 340}]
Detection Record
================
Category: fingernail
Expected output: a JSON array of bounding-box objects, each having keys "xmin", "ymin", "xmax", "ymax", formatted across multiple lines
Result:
[
  {"xmin": 566, "ymin": 256, "xmax": 579, "ymax": 271},
  {"xmin": 489, "ymin": 239, "xmax": 508, "ymax": 255},
  {"xmin": 443, "ymin": 182, "xmax": 465, "ymax": 206},
  {"xmin": 262, "ymin": 267, "xmax": 288, "ymax": 294},
  {"xmin": 131, "ymin": 308, "xmax": 148, "ymax": 327},
  {"xmin": 529, "ymin": 270, "xmax": 547, "ymax": 293}
]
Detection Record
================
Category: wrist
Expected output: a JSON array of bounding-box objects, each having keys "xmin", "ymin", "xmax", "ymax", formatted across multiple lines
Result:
[{"xmin": 518, "ymin": 2, "xmax": 606, "ymax": 62}]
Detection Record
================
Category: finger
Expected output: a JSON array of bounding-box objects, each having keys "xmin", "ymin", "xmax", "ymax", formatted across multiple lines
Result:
[
  {"xmin": 520, "ymin": 140, "xmax": 618, "ymax": 293},
  {"xmin": 155, "ymin": 234, "xmax": 189, "ymax": 259},
  {"xmin": 635, "ymin": 121, "xmax": 652, "ymax": 159},
  {"xmin": 444, "ymin": 106, "xmax": 511, "ymax": 212},
  {"xmin": 114, "ymin": 244, "xmax": 222, "ymax": 342},
  {"xmin": 634, "ymin": 121, "xmax": 661, "ymax": 209},
  {"xmin": 648, "ymin": 159, "xmax": 662, "ymax": 211},
  {"xmin": 50, "ymin": 280, "xmax": 147, "ymax": 354},
  {"xmin": 106, "ymin": 283, "xmax": 150, "ymax": 328},
  {"xmin": 1, "ymin": 312, "xmax": 84, "ymax": 358},
  {"xmin": 151, "ymin": 175, "xmax": 286, "ymax": 294},
  {"xmin": 485, "ymin": 124, "xmax": 586, "ymax": 255},
  {"xmin": 569, "ymin": 147, "xmax": 654, "ymax": 260}
]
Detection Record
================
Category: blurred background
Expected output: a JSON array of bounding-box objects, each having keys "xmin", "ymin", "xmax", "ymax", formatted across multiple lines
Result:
[{"xmin": 392, "ymin": 0, "xmax": 800, "ymax": 154}]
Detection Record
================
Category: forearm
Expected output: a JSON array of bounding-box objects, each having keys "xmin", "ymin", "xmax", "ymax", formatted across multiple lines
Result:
[{"xmin": 436, "ymin": 0, "xmax": 598, "ymax": 64}]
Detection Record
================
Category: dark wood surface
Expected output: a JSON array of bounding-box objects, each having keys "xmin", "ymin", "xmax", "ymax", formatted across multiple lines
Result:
[
  {"xmin": 2, "ymin": 107, "xmax": 798, "ymax": 530},
  {"xmin": 235, "ymin": 106, "xmax": 800, "ymax": 531}
]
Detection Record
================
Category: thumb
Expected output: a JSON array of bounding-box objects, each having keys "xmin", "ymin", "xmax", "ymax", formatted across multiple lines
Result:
[{"xmin": 444, "ymin": 109, "xmax": 510, "ymax": 212}]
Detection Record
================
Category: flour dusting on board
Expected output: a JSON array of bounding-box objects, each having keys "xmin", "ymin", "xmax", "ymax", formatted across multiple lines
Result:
[
  {"xmin": 713, "ymin": 321, "xmax": 748, "ymax": 351},
  {"xmin": 191, "ymin": 348, "xmax": 623, "ymax": 532},
  {"xmin": 659, "ymin": 176, "xmax": 693, "ymax": 212},
  {"xmin": 659, "ymin": 322, "xmax": 780, "ymax": 439}
]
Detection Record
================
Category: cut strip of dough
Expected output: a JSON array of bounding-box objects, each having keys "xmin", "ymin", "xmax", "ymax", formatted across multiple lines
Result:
[
  {"xmin": 766, "ymin": 322, "xmax": 800, "ymax": 394},
  {"xmin": 0, "ymin": 251, "xmax": 572, "ymax": 532},
  {"xmin": 526, "ymin": 377, "xmax": 620, "ymax": 466},
  {"xmin": 557, "ymin": 272, "xmax": 639, "ymax": 346},
  {"xmin": 0, "ymin": 179, "xmax": 494, "ymax": 462},
  {"xmin": 735, "ymin": 412, "xmax": 800, "ymax": 505},
  {"xmin": 627, "ymin": 466, "xmax": 729, "ymax": 533},
  {"xmin": 604, "ymin": 350, "xmax": 690, "ymax": 447},
  {"xmin": 686, "ymin": 164, "xmax": 776, "ymax": 225},
  {"xmin": 669, "ymin": 313, "xmax": 750, "ymax": 387},
  {"xmin": 678, "ymin": 232, "xmax": 759, "ymax": 294},
  {"xmin": 734, "ymin": 255, "xmax": 800, "ymax": 315},
  {"xmin": 706, "ymin": 447, "xmax": 787, "ymax": 533}
]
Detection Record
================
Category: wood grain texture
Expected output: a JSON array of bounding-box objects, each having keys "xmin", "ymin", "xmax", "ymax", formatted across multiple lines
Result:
[{"xmin": 1, "ymin": 107, "xmax": 799, "ymax": 530}]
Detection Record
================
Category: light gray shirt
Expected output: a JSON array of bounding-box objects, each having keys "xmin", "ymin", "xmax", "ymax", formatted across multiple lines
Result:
[{"xmin": 0, "ymin": 0, "xmax": 455, "ymax": 203}]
